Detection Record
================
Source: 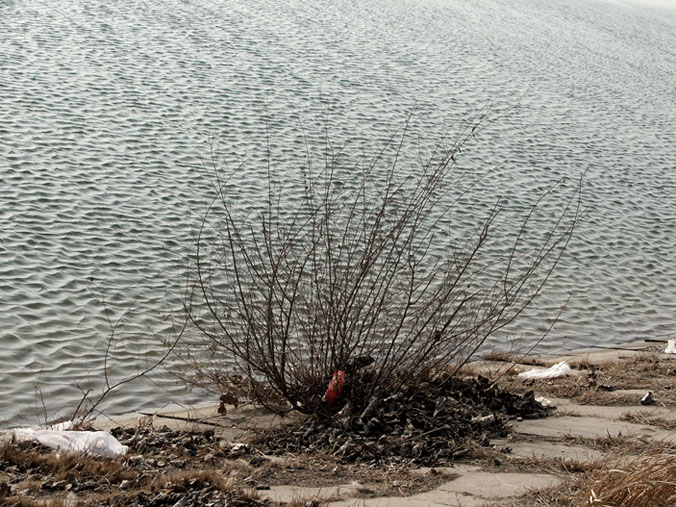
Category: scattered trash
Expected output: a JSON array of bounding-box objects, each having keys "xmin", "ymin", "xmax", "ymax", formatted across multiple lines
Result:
[
  {"xmin": 218, "ymin": 441, "xmax": 253, "ymax": 458},
  {"xmin": 665, "ymin": 340, "xmax": 676, "ymax": 354},
  {"xmin": 535, "ymin": 396, "xmax": 554, "ymax": 407},
  {"xmin": 13, "ymin": 428, "xmax": 128, "ymax": 457},
  {"xmin": 325, "ymin": 370, "xmax": 346, "ymax": 404},
  {"xmin": 471, "ymin": 414, "xmax": 496, "ymax": 424},
  {"xmin": 518, "ymin": 361, "xmax": 571, "ymax": 379},
  {"xmin": 640, "ymin": 391, "xmax": 656, "ymax": 406}
]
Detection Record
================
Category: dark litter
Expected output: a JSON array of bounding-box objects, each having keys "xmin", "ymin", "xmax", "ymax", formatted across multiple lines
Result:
[{"xmin": 256, "ymin": 374, "xmax": 550, "ymax": 466}]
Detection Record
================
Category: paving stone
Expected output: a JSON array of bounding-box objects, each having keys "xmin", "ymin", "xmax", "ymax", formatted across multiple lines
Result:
[
  {"xmin": 264, "ymin": 483, "xmax": 362, "ymax": 503},
  {"xmin": 542, "ymin": 346, "xmax": 651, "ymax": 365},
  {"xmin": 513, "ymin": 415, "xmax": 666, "ymax": 440},
  {"xmin": 433, "ymin": 471, "xmax": 560, "ymax": 498},
  {"xmin": 328, "ymin": 468, "xmax": 560, "ymax": 506},
  {"xmin": 551, "ymin": 398, "xmax": 676, "ymax": 421},
  {"xmin": 329, "ymin": 497, "xmax": 453, "ymax": 507},
  {"xmin": 414, "ymin": 464, "xmax": 481, "ymax": 475},
  {"xmin": 494, "ymin": 439, "xmax": 604, "ymax": 462}
]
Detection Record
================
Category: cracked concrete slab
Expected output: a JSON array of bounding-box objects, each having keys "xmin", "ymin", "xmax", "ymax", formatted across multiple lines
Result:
[
  {"xmin": 513, "ymin": 414, "xmax": 676, "ymax": 442},
  {"xmin": 328, "ymin": 471, "xmax": 561, "ymax": 507},
  {"xmin": 540, "ymin": 345, "xmax": 653, "ymax": 365},
  {"xmin": 433, "ymin": 471, "xmax": 561, "ymax": 498},
  {"xmin": 551, "ymin": 397, "xmax": 676, "ymax": 420},
  {"xmin": 493, "ymin": 438, "xmax": 604, "ymax": 463},
  {"xmin": 329, "ymin": 497, "xmax": 456, "ymax": 507},
  {"xmin": 265, "ymin": 482, "xmax": 363, "ymax": 503}
]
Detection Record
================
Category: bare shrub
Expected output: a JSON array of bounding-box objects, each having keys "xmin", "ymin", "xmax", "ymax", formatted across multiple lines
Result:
[
  {"xmin": 179, "ymin": 114, "xmax": 582, "ymax": 414},
  {"xmin": 68, "ymin": 289, "xmax": 188, "ymax": 426}
]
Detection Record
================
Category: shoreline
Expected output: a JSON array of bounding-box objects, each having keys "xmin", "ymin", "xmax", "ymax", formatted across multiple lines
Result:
[
  {"xmin": 3, "ymin": 340, "xmax": 676, "ymax": 506},
  {"xmin": 3, "ymin": 340, "xmax": 659, "ymax": 435},
  {"xmin": 92, "ymin": 339, "xmax": 666, "ymax": 431}
]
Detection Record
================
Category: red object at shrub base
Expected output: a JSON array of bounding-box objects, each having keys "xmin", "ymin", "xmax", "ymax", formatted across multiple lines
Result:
[{"xmin": 325, "ymin": 370, "xmax": 346, "ymax": 404}]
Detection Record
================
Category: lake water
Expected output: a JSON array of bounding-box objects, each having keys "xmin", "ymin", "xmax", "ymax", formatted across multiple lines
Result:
[{"xmin": 1, "ymin": 0, "xmax": 675, "ymax": 428}]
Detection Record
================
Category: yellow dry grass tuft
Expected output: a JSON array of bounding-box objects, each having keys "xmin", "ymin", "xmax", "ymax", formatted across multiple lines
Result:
[
  {"xmin": 0, "ymin": 439, "xmax": 130, "ymax": 483},
  {"xmin": 576, "ymin": 449, "xmax": 676, "ymax": 506}
]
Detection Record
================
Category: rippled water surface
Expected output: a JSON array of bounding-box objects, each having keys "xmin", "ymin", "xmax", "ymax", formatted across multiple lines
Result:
[{"xmin": 1, "ymin": 0, "xmax": 675, "ymax": 427}]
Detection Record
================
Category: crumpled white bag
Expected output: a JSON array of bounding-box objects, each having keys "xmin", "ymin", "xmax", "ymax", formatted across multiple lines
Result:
[
  {"xmin": 518, "ymin": 360, "xmax": 571, "ymax": 379},
  {"xmin": 13, "ymin": 427, "xmax": 128, "ymax": 458},
  {"xmin": 665, "ymin": 340, "xmax": 676, "ymax": 354}
]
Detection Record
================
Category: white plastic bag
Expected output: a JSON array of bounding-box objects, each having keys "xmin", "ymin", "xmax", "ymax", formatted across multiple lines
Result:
[
  {"xmin": 518, "ymin": 361, "xmax": 571, "ymax": 379},
  {"xmin": 13, "ymin": 428, "xmax": 128, "ymax": 457},
  {"xmin": 665, "ymin": 340, "xmax": 676, "ymax": 354}
]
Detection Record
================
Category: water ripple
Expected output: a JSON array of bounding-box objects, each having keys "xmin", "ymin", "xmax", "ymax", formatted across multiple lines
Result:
[{"xmin": 1, "ymin": 0, "xmax": 675, "ymax": 427}]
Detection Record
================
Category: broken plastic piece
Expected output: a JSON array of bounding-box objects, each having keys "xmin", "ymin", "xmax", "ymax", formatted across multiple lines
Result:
[
  {"xmin": 518, "ymin": 361, "xmax": 571, "ymax": 379},
  {"xmin": 13, "ymin": 428, "xmax": 128, "ymax": 457},
  {"xmin": 535, "ymin": 396, "xmax": 553, "ymax": 407},
  {"xmin": 325, "ymin": 370, "xmax": 346, "ymax": 404},
  {"xmin": 665, "ymin": 340, "xmax": 676, "ymax": 354},
  {"xmin": 470, "ymin": 414, "xmax": 496, "ymax": 424},
  {"xmin": 640, "ymin": 391, "xmax": 656, "ymax": 406}
]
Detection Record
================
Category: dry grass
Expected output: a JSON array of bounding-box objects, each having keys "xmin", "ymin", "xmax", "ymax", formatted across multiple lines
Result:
[
  {"xmin": 0, "ymin": 439, "xmax": 131, "ymax": 482},
  {"xmin": 574, "ymin": 447, "xmax": 676, "ymax": 506},
  {"xmin": 483, "ymin": 439, "xmax": 676, "ymax": 506},
  {"xmin": 0, "ymin": 433, "xmax": 454, "ymax": 506},
  {"xmin": 619, "ymin": 412, "xmax": 676, "ymax": 431},
  {"xmin": 251, "ymin": 451, "xmax": 454, "ymax": 497},
  {"xmin": 490, "ymin": 481, "xmax": 580, "ymax": 506},
  {"xmin": 0, "ymin": 439, "xmax": 267, "ymax": 506},
  {"xmin": 0, "ymin": 498, "xmax": 71, "ymax": 507}
]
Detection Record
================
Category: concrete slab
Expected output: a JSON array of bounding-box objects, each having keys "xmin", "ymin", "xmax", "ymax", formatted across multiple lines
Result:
[
  {"xmin": 95, "ymin": 403, "xmax": 298, "ymax": 442},
  {"xmin": 327, "ymin": 466, "xmax": 561, "ymax": 507},
  {"xmin": 329, "ymin": 497, "xmax": 454, "ymax": 507},
  {"xmin": 276, "ymin": 466, "xmax": 484, "ymax": 506},
  {"xmin": 464, "ymin": 360, "xmax": 535, "ymax": 377},
  {"xmin": 551, "ymin": 398, "xmax": 676, "ymax": 421},
  {"xmin": 493, "ymin": 439, "xmax": 604, "ymax": 463},
  {"xmin": 433, "ymin": 471, "xmax": 561, "ymax": 498},
  {"xmin": 513, "ymin": 415, "xmax": 666, "ymax": 440},
  {"xmin": 612, "ymin": 389, "xmax": 657, "ymax": 398},
  {"xmin": 423, "ymin": 464, "xmax": 482, "ymax": 475},
  {"xmin": 264, "ymin": 482, "xmax": 362, "ymax": 503},
  {"xmin": 540, "ymin": 346, "xmax": 653, "ymax": 366}
]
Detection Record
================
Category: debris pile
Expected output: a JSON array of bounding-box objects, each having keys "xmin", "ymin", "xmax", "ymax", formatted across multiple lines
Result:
[{"xmin": 256, "ymin": 374, "xmax": 550, "ymax": 465}]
